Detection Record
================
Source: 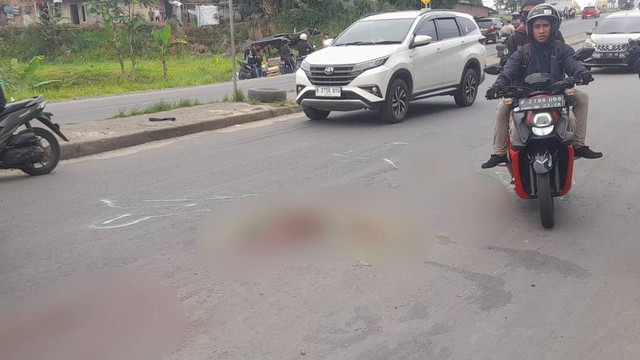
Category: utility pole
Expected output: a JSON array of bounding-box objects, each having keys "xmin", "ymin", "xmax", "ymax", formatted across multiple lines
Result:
[{"xmin": 229, "ymin": 0, "xmax": 237, "ymax": 95}]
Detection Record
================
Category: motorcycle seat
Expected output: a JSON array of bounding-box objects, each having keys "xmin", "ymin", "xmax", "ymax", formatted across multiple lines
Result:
[{"xmin": 2, "ymin": 98, "xmax": 36, "ymax": 115}]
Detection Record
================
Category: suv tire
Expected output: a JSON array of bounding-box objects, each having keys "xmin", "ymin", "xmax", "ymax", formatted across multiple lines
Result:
[
  {"xmin": 454, "ymin": 67, "xmax": 479, "ymax": 107},
  {"xmin": 380, "ymin": 78, "xmax": 410, "ymax": 123},
  {"xmin": 303, "ymin": 106, "xmax": 330, "ymax": 120}
]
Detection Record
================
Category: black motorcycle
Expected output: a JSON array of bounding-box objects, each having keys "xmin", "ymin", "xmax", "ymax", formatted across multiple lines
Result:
[
  {"xmin": 238, "ymin": 60, "xmax": 255, "ymax": 80},
  {"xmin": 0, "ymin": 95, "xmax": 68, "ymax": 175}
]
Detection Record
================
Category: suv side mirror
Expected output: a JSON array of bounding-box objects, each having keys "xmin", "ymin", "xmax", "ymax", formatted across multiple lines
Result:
[
  {"xmin": 586, "ymin": 30, "xmax": 593, "ymax": 35},
  {"xmin": 411, "ymin": 35, "xmax": 433, "ymax": 48}
]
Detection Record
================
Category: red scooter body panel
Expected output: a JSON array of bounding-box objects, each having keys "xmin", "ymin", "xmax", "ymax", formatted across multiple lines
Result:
[
  {"xmin": 507, "ymin": 144, "xmax": 531, "ymax": 199},
  {"xmin": 558, "ymin": 145, "xmax": 575, "ymax": 196}
]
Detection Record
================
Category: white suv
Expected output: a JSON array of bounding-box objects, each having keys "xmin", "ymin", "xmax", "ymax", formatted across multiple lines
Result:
[
  {"xmin": 583, "ymin": 11, "xmax": 640, "ymax": 69},
  {"xmin": 295, "ymin": 10, "xmax": 487, "ymax": 123}
]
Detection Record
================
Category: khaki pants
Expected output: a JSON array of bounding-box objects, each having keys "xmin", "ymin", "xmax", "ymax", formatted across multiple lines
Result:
[{"xmin": 492, "ymin": 89, "xmax": 589, "ymax": 155}]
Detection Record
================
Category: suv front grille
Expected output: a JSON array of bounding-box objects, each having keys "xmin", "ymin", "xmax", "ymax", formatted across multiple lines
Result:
[
  {"xmin": 309, "ymin": 65, "xmax": 358, "ymax": 86},
  {"xmin": 596, "ymin": 43, "xmax": 628, "ymax": 52}
]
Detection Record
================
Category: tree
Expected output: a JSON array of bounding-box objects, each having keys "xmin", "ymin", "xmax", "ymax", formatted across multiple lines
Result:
[
  {"xmin": 87, "ymin": 0, "xmax": 153, "ymax": 81},
  {"xmin": 121, "ymin": 0, "xmax": 153, "ymax": 81},
  {"xmin": 87, "ymin": 0, "xmax": 126, "ymax": 76},
  {"xmin": 151, "ymin": 24, "xmax": 187, "ymax": 80},
  {"xmin": 34, "ymin": 3, "xmax": 69, "ymax": 58},
  {"xmin": 494, "ymin": 0, "xmax": 522, "ymax": 12}
]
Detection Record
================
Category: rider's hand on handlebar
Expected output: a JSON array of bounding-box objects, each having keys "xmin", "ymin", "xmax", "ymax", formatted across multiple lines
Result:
[
  {"xmin": 485, "ymin": 86, "xmax": 501, "ymax": 100},
  {"xmin": 577, "ymin": 71, "xmax": 593, "ymax": 85}
]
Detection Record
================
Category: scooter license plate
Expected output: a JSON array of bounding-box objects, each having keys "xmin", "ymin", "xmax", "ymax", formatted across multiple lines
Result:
[
  {"xmin": 519, "ymin": 96, "xmax": 565, "ymax": 111},
  {"xmin": 315, "ymin": 87, "xmax": 341, "ymax": 98}
]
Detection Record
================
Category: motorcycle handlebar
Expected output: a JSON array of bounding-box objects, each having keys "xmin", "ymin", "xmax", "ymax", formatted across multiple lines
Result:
[{"xmin": 488, "ymin": 76, "xmax": 593, "ymax": 100}]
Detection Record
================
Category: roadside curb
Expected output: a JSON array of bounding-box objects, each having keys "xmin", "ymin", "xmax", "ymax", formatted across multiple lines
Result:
[{"xmin": 60, "ymin": 105, "xmax": 302, "ymax": 160}]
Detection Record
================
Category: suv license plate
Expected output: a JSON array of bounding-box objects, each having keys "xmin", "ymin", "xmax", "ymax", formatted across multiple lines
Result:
[
  {"xmin": 316, "ymin": 87, "xmax": 341, "ymax": 98},
  {"xmin": 601, "ymin": 52, "xmax": 622, "ymax": 59}
]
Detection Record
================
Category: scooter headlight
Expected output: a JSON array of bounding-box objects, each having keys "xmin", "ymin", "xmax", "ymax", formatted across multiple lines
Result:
[
  {"xmin": 532, "ymin": 125, "xmax": 554, "ymax": 136},
  {"xmin": 532, "ymin": 112, "xmax": 553, "ymax": 127}
]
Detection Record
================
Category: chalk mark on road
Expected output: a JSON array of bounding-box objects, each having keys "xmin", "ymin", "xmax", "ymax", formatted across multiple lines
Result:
[{"xmin": 91, "ymin": 194, "xmax": 257, "ymax": 229}]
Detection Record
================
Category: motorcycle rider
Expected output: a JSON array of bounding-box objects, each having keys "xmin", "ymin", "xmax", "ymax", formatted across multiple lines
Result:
[
  {"xmin": 297, "ymin": 33, "xmax": 315, "ymax": 57},
  {"xmin": 279, "ymin": 39, "xmax": 295, "ymax": 74},
  {"xmin": 244, "ymin": 44, "xmax": 262, "ymax": 79},
  {"xmin": 482, "ymin": 4, "xmax": 602, "ymax": 169},
  {"xmin": 627, "ymin": 38, "xmax": 640, "ymax": 78},
  {"xmin": 500, "ymin": 0, "xmax": 565, "ymax": 68}
]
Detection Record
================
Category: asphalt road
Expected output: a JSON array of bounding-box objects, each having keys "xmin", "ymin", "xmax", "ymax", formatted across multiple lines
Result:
[
  {"xmin": 45, "ymin": 17, "xmax": 599, "ymax": 126},
  {"xmin": 2, "ymin": 65, "xmax": 640, "ymax": 359},
  {"xmin": 47, "ymin": 74, "xmax": 297, "ymax": 125}
]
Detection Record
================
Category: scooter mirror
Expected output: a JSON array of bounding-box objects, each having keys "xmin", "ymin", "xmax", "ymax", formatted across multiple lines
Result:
[{"xmin": 575, "ymin": 48, "xmax": 595, "ymax": 61}]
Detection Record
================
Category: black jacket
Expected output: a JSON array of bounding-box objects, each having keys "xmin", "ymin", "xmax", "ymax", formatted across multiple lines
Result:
[
  {"xmin": 0, "ymin": 83, "xmax": 6, "ymax": 113},
  {"xmin": 244, "ymin": 49, "xmax": 261, "ymax": 65},
  {"xmin": 280, "ymin": 43, "xmax": 293, "ymax": 58},
  {"xmin": 500, "ymin": 25, "xmax": 565, "ymax": 66},
  {"xmin": 494, "ymin": 41, "xmax": 587, "ymax": 88},
  {"xmin": 297, "ymin": 40, "xmax": 315, "ymax": 57},
  {"xmin": 627, "ymin": 39, "xmax": 640, "ymax": 78}
]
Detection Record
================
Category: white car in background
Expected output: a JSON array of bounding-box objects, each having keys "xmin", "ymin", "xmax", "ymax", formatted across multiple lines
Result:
[
  {"xmin": 295, "ymin": 10, "xmax": 487, "ymax": 123},
  {"xmin": 583, "ymin": 11, "xmax": 640, "ymax": 69}
]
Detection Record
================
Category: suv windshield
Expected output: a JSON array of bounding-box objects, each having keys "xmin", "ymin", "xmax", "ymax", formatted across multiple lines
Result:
[
  {"xmin": 585, "ymin": 6, "xmax": 597, "ymax": 11},
  {"xmin": 594, "ymin": 17, "xmax": 640, "ymax": 34},
  {"xmin": 333, "ymin": 18, "xmax": 415, "ymax": 46},
  {"xmin": 476, "ymin": 20, "xmax": 493, "ymax": 29}
]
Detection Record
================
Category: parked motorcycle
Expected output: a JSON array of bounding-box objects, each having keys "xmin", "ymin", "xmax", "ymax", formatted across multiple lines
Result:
[
  {"xmin": 238, "ymin": 60, "xmax": 255, "ymax": 80},
  {"xmin": 280, "ymin": 55, "xmax": 296, "ymax": 74},
  {"xmin": 483, "ymin": 48, "xmax": 594, "ymax": 228},
  {"xmin": 0, "ymin": 95, "xmax": 68, "ymax": 175}
]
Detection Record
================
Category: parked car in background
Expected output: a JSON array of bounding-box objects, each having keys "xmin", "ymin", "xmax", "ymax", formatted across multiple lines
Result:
[
  {"xmin": 582, "ymin": 6, "xmax": 601, "ymax": 19},
  {"xmin": 476, "ymin": 17, "xmax": 505, "ymax": 44},
  {"xmin": 296, "ymin": 10, "xmax": 487, "ymax": 123},
  {"xmin": 583, "ymin": 10, "xmax": 640, "ymax": 69}
]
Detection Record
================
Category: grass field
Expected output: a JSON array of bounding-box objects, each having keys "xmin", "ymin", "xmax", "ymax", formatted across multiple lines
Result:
[{"xmin": 6, "ymin": 55, "xmax": 234, "ymax": 101}]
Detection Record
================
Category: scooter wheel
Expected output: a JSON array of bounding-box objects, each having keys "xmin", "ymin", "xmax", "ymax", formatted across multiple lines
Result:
[
  {"xmin": 536, "ymin": 172, "xmax": 555, "ymax": 228},
  {"xmin": 21, "ymin": 127, "xmax": 61, "ymax": 176}
]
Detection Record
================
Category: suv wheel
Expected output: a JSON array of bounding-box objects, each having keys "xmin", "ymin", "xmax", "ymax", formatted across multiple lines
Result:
[
  {"xmin": 454, "ymin": 67, "xmax": 479, "ymax": 107},
  {"xmin": 303, "ymin": 106, "xmax": 330, "ymax": 120},
  {"xmin": 380, "ymin": 78, "xmax": 409, "ymax": 123}
]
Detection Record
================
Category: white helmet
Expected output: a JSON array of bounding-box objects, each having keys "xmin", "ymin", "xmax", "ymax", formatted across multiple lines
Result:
[{"xmin": 300, "ymin": 33, "xmax": 308, "ymax": 41}]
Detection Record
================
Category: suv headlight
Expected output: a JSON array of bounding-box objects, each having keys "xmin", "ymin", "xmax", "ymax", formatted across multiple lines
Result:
[
  {"xmin": 584, "ymin": 38, "xmax": 596, "ymax": 49},
  {"xmin": 300, "ymin": 59, "xmax": 311, "ymax": 75},
  {"xmin": 352, "ymin": 57, "xmax": 389, "ymax": 74}
]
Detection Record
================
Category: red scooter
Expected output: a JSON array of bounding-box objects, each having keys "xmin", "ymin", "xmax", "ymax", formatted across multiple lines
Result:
[{"xmin": 484, "ymin": 49, "xmax": 594, "ymax": 228}]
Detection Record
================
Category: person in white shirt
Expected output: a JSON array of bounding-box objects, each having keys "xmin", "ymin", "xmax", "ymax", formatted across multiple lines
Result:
[{"xmin": 500, "ymin": 20, "xmax": 515, "ymax": 37}]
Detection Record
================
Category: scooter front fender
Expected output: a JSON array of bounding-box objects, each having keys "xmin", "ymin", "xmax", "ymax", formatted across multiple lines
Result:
[{"xmin": 533, "ymin": 154, "xmax": 553, "ymax": 174}]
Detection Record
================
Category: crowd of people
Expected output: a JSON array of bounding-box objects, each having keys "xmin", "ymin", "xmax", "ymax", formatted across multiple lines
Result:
[
  {"xmin": 148, "ymin": 7, "xmax": 166, "ymax": 22},
  {"xmin": 243, "ymin": 33, "xmax": 326, "ymax": 78}
]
